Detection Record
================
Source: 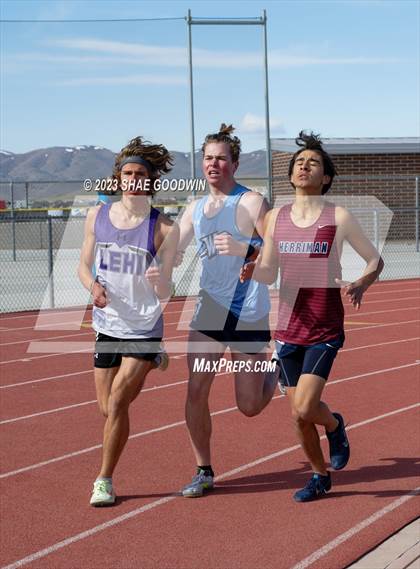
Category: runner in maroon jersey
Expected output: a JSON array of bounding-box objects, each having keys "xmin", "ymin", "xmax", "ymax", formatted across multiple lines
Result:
[{"xmin": 240, "ymin": 131, "xmax": 384, "ymax": 502}]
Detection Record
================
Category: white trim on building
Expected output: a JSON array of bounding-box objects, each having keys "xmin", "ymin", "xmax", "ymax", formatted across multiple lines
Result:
[{"xmin": 271, "ymin": 137, "xmax": 420, "ymax": 155}]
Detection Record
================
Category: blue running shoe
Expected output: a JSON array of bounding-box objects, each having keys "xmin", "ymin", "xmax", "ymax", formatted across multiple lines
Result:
[
  {"xmin": 182, "ymin": 472, "xmax": 214, "ymax": 498},
  {"xmin": 293, "ymin": 473, "xmax": 331, "ymax": 502},
  {"xmin": 327, "ymin": 412, "xmax": 350, "ymax": 470}
]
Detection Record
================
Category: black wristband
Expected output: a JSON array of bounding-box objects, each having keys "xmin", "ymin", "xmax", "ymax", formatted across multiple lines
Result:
[{"xmin": 245, "ymin": 244, "xmax": 256, "ymax": 260}]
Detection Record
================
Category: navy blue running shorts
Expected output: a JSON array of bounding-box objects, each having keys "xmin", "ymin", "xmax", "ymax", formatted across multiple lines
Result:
[
  {"xmin": 274, "ymin": 334, "xmax": 344, "ymax": 387},
  {"xmin": 94, "ymin": 332, "xmax": 163, "ymax": 368}
]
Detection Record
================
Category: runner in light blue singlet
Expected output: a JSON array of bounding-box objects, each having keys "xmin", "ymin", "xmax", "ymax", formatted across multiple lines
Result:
[
  {"xmin": 192, "ymin": 183, "xmax": 269, "ymax": 321},
  {"xmin": 176, "ymin": 124, "xmax": 279, "ymax": 498}
]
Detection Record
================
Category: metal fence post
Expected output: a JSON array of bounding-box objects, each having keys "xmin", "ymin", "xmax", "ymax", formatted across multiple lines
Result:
[
  {"xmin": 47, "ymin": 216, "xmax": 55, "ymax": 308},
  {"xmin": 415, "ymin": 176, "xmax": 419, "ymax": 253},
  {"xmin": 262, "ymin": 9, "xmax": 272, "ymax": 205},
  {"xmin": 25, "ymin": 182, "xmax": 29, "ymax": 209},
  {"xmin": 10, "ymin": 182, "xmax": 16, "ymax": 261},
  {"xmin": 373, "ymin": 208, "xmax": 379, "ymax": 251},
  {"xmin": 186, "ymin": 9, "xmax": 196, "ymax": 186}
]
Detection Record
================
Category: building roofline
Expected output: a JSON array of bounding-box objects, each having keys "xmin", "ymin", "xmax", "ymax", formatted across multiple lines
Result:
[{"xmin": 271, "ymin": 137, "xmax": 420, "ymax": 155}]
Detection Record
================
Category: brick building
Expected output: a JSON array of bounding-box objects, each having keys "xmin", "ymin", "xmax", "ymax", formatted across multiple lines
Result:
[{"xmin": 271, "ymin": 137, "xmax": 420, "ymax": 240}]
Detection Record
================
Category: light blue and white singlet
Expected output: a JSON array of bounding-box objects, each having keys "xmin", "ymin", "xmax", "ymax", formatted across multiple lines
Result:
[{"xmin": 192, "ymin": 184, "xmax": 270, "ymax": 322}]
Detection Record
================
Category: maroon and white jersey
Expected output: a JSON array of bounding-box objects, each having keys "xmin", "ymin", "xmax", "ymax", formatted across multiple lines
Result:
[{"xmin": 273, "ymin": 202, "xmax": 344, "ymax": 345}]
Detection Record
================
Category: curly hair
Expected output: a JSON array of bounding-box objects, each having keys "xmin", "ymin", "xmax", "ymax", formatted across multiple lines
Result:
[
  {"xmin": 288, "ymin": 130, "xmax": 337, "ymax": 194},
  {"xmin": 113, "ymin": 136, "xmax": 173, "ymax": 194},
  {"xmin": 201, "ymin": 123, "xmax": 241, "ymax": 162}
]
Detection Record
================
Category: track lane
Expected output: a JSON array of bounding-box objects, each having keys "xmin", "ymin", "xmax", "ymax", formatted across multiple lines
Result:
[
  {"xmin": 1, "ymin": 279, "xmax": 419, "ymax": 568},
  {"xmin": 1, "ymin": 397, "xmax": 418, "ymax": 568},
  {"xmin": 1, "ymin": 324, "xmax": 418, "ymax": 422}
]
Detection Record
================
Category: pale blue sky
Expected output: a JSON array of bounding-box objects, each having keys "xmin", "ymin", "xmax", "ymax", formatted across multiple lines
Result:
[{"xmin": 1, "ymin": 0, "xmax": 418, "ymax": 154}]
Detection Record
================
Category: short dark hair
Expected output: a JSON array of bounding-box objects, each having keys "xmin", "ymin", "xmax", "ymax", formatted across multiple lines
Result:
[
  {"xmin": 201, "ymin": 123, "xmax": 241, "ymax": 162},
  {"xmin": 288, "ymin": 130, "xmax": 337, "ymax": 194}
]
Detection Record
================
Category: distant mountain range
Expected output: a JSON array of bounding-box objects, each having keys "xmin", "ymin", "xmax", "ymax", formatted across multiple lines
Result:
[
  {"xmin": 0, "ymin": 145, "xmax": 267, "ymax": 202},
  {"xmin": 0, "ymin": 146, "xmax": 266, "ymax": 204}
]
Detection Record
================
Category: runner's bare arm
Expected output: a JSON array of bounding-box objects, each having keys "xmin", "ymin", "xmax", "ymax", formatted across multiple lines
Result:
[
  {"xmin": 147, "ymin": 216, "xmax": 180, "ymax": 299},
  {"xmin": 216, "ymin": 192, "xmax": 270, "ymax": 260},
  {"xmin": 246, "ymin": 192, "xmax": 270, "ymax": 239},
  {"xmin": 335, "ymin": 207, "xmax": 384, "ymax": 309},
  {"xmin": 174, "ymin": 201, "xmax": 196, "ymax": 266},
  {"xmin": 77, "ymin": 206, "xmax": 107, "ymax": 307},
  {"xmin": 240, "ymin": 208, "xmax": 279, "ymax": 284}
]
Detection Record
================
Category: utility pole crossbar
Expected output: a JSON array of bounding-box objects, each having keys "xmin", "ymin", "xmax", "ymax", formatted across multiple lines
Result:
[{"xmin": 188, "ymin": 18, "xmax": 264, "ymax": 26}]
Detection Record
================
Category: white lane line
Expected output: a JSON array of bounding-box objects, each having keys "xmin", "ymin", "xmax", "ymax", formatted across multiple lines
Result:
[
  {"xmin": 1, "ymin": 310, "xmax": 416, "ymax": 387},
  {"xmin": 19, "ymin": 319, "xmax": 420, "ymax": 360},
  {"xmin": 0, "ymin": 370, "xmax": 92, "ymax": 390},
  {"xmin": 0, "ymin": 280, "xmax": 416, "ymax": 326},
  {"xmin": 0, "ymin": 401, "xmax": 97, "ymax": 425},
  {"xmin": 267, "ymin": 295, "xmax": 420, "ymax": 310},
  {"xmin": 1, "ymin": 494, "xmax": 180, "ymax": 569},
  {"xmin": 0, "ymin": 319, "xmax": 91, "ymax": 334},
  {"xmin": 217, "ymin": 403, "xmax": 420, "ymax": 481},
  {"xmin": 329, "ymin": 362, "xmax": 420, "ymax": 387},
  {"xmin": 0, "ymin": 305, "xmax": 195, "ymax": 330},
  {"xmin": 2, "ymin": 302, "xmax": 419, "ymax": 364},
  {"xmin": 344, "ymin": 306, "xmax": 414, "ymax": 317},
  {"xmin": 345, "ymin": 319, "xmax": 419, "ymax": 333},
  {"xmin": 2, "ymin": 333, "xmax": 418, "ymax": 420},
  {"xmin": 291, "ymin": 487, "xmax": 420, "ymax": 569},
  {"xmin": 0, "ymin": 349, "xmax": 92, "ymax": 366},
  {"xmin": 0, "ymin": 324, "xmax": 414, "ymax": 389},
  {"xmin": 2, "ymin": 403, "xmax": 419, "ymax": 569},
  {"xmin": 1, "ymin": 289, "xmax": 418, "ymax": 335},
  {"xmin": 363, "ymin": 287, "xmax": 420, "ymax": 296},
  {"xmin": 0, "ymin": 300, "xmax": 194, "ymax": 322},
  {"xmin": 0, "ymin": 320, "xmax": 191, "ymax": 346},
  {"xmin": 267, "ymin": 295, "xmax": 419, "ymax": 308},
  {"xmin": 0, "ymin": 379, "xmax": 191, "ymax": 425},
  {"xmin": 0, "ymin": 289, "xmax": 417, "ymax": 333},
  {"xmin": 1, "ymin": 340, "xmax": 419, "ymax": 423},
  {"xmin": 0, "ymin": 309, "xmax": 195, "ymax": 334},
  {"xmin": 2, "ymin": 310, "xmax": 418, "ymax": 352},
  {"xmin": 0, "ymin": 331, "xmax": 93, "ymax": 347},
  {"xmin": 0, "ymin": 394, "xmax": 242, "ymax": 479},
  {"xmin": 344, "ymin": 295, "xmax": 419, "ymax": 305},
  {"xmin": 341, "ymin": 337, "xmax": 419, "ymax": 352},
  {"xmin": 0, "ymin": 371, "xmax": 188, "ymax": 391},
  {"xmin": 0, "ymin": 309, "xmax": 86, "ymax": 322},
  {"xmin": 1, "ymin": 361, "xmax": 418, "ymax": 478},
  {"xmin": 369, "ymin": 280, "xmax": 420, "ymax": 288},
  {"xmin": 0, "ymin": 333, "xmax": 187, "ymax": 364}
]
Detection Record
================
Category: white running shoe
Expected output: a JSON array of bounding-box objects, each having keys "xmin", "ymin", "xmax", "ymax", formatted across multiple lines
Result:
[
  {"xmin": 90, "ymin": 479, "xmax": 116, "ymax": 507},
  {"xmin": 271, "ymin": 350, "xmax": 286, "ymax": 395}
]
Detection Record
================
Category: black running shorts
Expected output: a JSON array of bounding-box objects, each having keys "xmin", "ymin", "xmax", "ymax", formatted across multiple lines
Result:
[
  {"xmin": 190, "ymin": 289, "xmax": 270, "ymax": 355},
  {"xmin": 94, "ymin": 332, "xmax": 163, "ymax": 368}
]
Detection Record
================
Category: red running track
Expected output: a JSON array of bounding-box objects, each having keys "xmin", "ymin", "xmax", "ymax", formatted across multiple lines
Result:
[{"xmin": 0, "ymin": 279, "xmax": 419, "ymax": 569}]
